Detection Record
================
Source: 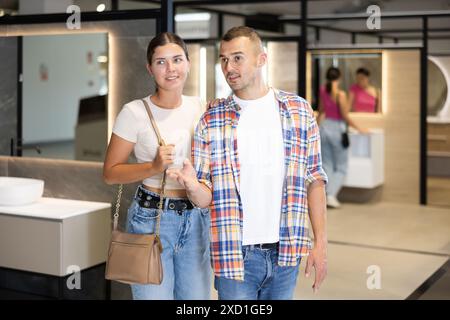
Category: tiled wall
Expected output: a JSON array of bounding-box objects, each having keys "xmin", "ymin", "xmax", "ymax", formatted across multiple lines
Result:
[{"xmin": 0, "ymin": 37, "xmax": 18, "ymax": 156}]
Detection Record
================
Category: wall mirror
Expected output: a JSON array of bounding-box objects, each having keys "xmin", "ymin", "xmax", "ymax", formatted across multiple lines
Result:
[
  {"xmin": 20, "ymin": 32, "xmax": 108, "ymax": 162},
  {"xmin": 310, "ymin": 50, "xmax": 382, "ymax": 114},
  {"xmin": 427, "ymin": 56, "xmax": 449, "ymax": 118}
]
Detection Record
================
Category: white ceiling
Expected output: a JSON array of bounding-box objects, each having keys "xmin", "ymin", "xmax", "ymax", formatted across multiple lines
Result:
[
  {"xmin": 174, "ymin": 0, "xmax": 450, "ymax": 17},
  {"xmin": 173, "ymin": 0, "xmax": 450, "ymax": 36}
]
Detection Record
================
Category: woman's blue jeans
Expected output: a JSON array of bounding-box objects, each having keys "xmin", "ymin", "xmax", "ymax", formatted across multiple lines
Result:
[
  {"xmin": 125, "ymin": 186, "xmax": 211, "ymax": 300},
  {"xmin": 319, "ymin": 118, "xmax": 349, "ymax": 197}
]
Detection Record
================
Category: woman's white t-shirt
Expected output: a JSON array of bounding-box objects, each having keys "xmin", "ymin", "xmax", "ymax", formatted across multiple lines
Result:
[{"xmin": 112, "ymin": 95, "xmax": 205, "ymax": 190}]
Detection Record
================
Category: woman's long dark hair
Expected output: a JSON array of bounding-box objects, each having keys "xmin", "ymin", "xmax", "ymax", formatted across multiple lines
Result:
[
  {"xmin": 146, "ymin": 32, "xmax": 190, "ymax": 64},
  {"xmin": 325, "ymin": 67, "xmax": 341, "ymax": 94}
]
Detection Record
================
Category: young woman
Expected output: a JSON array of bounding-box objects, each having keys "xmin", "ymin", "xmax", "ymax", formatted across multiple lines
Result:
[
  {"xmin": 317, "ymin": 67, "xmax": 367, "ymax": 208},
  {"xmin": 349, "ymin": 67, "xmax": 381, "ymax": 113},
  {"xmin": 103, "ymin": 32, "xmax": 211, "ymax": 300}
]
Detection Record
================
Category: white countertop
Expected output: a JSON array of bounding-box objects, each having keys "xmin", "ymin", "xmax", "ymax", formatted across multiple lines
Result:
[
  {"xmin": 0, "ymin": 197, "xmax": 111, "ymax": 221},
  {"xmin": 427, "ymin": 116, "xmax": 450, "ymax": 124},
  {"xmin": 349, "ymin": 128, "xmax": 384, "ymax": 135}
]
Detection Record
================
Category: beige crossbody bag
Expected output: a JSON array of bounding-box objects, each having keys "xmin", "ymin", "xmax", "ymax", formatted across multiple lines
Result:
[{"xmin": 105, "ymin": 99, "xmax": 167, "ymax": 285}]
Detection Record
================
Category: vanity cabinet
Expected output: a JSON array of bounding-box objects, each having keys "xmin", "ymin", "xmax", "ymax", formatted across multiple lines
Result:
[
  {"xmin": 0, "ymin": 198, "xmax": 111, "ymax": 299},
  {"xmin": 344, "ymin": 129, "xmax": 385, "ymax": 188}
]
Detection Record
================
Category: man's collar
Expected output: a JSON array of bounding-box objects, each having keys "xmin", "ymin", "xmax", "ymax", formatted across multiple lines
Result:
[
  {"xmin": 273, "ymin": 88, "xmax": 289, "ymax": 107},
  {"xmin": 225, "ymin": 87, "xmax": 289, "ymax": 111}
]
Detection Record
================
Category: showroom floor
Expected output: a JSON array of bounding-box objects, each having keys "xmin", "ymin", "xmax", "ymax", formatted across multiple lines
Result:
[
  {"xmin": 297, "ymin": 201, "xmax": 450, "ymax": 299},
  {"xmin": 213, "ymin": 201, "xmax": 450, "ymax": 300}
]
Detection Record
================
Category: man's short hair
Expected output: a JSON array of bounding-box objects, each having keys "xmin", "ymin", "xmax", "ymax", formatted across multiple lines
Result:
[{"xmin": 221, "ymin": 26, "xmax": 263, "ymax": 51}]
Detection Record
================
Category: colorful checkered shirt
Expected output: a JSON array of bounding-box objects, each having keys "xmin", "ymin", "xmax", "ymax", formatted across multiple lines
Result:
[{"xmin": 192, "ymin": 89, "xmax": 328, "ymax": 281}]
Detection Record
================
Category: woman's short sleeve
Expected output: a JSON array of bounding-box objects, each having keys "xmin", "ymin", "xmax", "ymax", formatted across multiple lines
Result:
[{"xmin": 112, "ymin": 105, "xmax": 138, "ymax": 143}]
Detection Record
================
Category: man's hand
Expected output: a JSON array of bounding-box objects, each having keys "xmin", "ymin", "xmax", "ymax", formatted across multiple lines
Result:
[
  {"xmin": 166, "ymin": 159, "xmax": 200, "ymax": 193},
  {"xmin": 305, "ymin": 242, "xmax": 328, "ymax": 294},
  {"xmin": 167, "ymin": 159, "xmax": 212, "ymax": 208}
]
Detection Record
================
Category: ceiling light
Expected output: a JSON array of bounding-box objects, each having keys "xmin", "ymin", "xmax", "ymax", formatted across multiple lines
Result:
[
  {"xmin": 175, "ymin": 13, "xmax": 211, "ymax": 22},
  {"xmin": 97, "ymin": 4, "xmax": 106, "ymax": 12},
  {"xmin": 97, "ymin": 55, "xmax": 108, "ymax": 63}
]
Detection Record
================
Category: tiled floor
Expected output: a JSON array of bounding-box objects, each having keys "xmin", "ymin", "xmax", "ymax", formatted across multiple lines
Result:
[
  {"xmin": 212, "ymin": 201, "xmax": 450, "ymax": 300},
  {"xmin": 299, "ymin": 201, "xmax": 450, "ymax": 299},
  {"xmin": 417, "ymin": 260, "xmax": 450, "ymax": 300},
  {"xmin": 295, "ymin": 243, "xmax": 448, "ymax": 299}
]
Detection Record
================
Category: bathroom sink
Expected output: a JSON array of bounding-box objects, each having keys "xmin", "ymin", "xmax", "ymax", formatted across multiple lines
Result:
[{"xmin": 0, "ymin": 177, "xmax": 44, "ymax": 206}]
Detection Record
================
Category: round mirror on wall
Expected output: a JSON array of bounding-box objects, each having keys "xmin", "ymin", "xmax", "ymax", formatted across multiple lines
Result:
[{"xmin": 428, "ymin": 57, "xmax": 449, "ymax": 117}]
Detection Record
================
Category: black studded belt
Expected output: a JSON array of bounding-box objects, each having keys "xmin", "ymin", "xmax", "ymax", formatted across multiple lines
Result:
[
  {"xmin": 244, "ymin": 242, "xmax": 279, "ymax": 250},
  {"xmin": 136, "ymin": 186, "xmax": 194, "ymax": 215}
]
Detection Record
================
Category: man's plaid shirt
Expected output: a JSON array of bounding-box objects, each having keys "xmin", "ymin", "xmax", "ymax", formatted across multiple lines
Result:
[{"xmin": 192, "ymin": 89, "xmax": 328, "ymax": 281}]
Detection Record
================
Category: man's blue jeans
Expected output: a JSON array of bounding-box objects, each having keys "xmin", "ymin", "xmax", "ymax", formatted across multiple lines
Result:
[
  {"xmin": 214, "ymin": 244, "xmax": 301, "ymax": 300},
  {"xmin": 126, "ymin": 186, "xmax": 211, "ymax": 300}
]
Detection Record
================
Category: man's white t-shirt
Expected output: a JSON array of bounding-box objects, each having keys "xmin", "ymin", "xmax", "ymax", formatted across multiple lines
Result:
[
  {"xmin": 234, "ymin": 89, "xmax": 285, "ymax": 245},
  {"xmin": 112, "ymin": 95, "xmax": 204, "ymax": 190}
]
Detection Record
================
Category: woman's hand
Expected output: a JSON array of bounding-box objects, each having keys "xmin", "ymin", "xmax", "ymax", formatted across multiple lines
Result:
[
  {"xmin": 358, "ymin": 127, "xmax": 371, "ymax": 134},
  {"xmin": 153, "ymin": 144, "xmax": 175, "ymax": 173}
]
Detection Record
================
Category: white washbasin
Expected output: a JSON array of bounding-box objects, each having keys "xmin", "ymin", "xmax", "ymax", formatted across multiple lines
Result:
[{"xmin": 0, "ymin": 177, "xmax": 44, "ymax": 206}]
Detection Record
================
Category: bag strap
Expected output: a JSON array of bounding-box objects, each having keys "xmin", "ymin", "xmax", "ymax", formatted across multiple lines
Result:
[
  {"xmin": 112, "ymin": 97, "xmax": 168, "ymax": 236},
  {"xmin": 142, "ymin": 99, "xmax": 166, "ymax": 147},
  {"xmin": 113, "ymin": 184, "xmax": 123, "ymax": 231},
  {"xmin": 142, "ymin": 98, "xmax": 167, "ymax": 236}
]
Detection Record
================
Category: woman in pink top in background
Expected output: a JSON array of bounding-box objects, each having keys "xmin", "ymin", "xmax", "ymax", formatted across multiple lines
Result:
[
  {"xmin": 317, "ymin": 67, "xmax": 367, "ymax": 208},
  {"xmin": 349, "ymin": 67, "xmax": 381, "ymax": 113}
]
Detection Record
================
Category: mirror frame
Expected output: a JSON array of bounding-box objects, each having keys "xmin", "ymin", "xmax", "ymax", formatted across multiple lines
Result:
[
  {"xmin": 307, "ymin": 48, "xmax": 384, "ymax": 115},
  {"xmin": 0, "ymin": 9, "xmax": 161, "ymax": 163}
]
